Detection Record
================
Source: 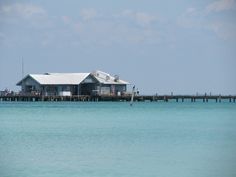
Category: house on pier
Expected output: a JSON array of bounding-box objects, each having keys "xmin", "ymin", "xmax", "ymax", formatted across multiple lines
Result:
[{"xmin": 16, "ymin": 70, "xmax": 129, "ymax": 96}]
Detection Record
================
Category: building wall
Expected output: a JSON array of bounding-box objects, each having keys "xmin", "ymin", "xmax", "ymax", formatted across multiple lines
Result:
[
  {"xmin": 21, "ymin": 77, "xmax": 41, "ymax": 93},
  {"xmin": 79, "ymin": 75, "xmax": 99, "ymax": 95},
  {"xmin": 42, "ymin": 85, "xmax": 78, "ymax": 96},
  {"xmin": 98, "ymin": 84, "xmax": 127, "ymax": 95},
  {"xmin": 100, "ymin": 85, "xmax": 110, "ymax": 95},
  {"xmin": 20, "ymin": 77, "xmax": 79, "ymax": 96},
  {"xmin": 19, "ymin": 75, "xmax": 127, "ymax": 96},
  {"xmin": 114, "ymin": 84, "xmax": 127, "ymax": 94}
]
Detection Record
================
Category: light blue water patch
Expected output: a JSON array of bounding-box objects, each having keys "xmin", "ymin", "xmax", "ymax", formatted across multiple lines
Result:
[{"xmin": 0, "ymin": 102, "xmax": 236, "ymax": 177}]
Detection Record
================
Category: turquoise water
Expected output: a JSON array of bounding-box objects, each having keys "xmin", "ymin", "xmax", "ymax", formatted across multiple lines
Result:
[{"xmin": 0, "ymin": 101, "xmax": 236, "ymax": 177}]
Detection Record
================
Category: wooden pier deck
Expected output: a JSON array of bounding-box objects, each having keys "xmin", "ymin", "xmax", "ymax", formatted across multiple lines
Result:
[{"xmin": 0, "ymin": 95, "xmax": 235, "ymax": 103}]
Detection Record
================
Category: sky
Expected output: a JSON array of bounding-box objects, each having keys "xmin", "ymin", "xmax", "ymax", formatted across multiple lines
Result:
[{"xmin": 0, "ymin": 0, "xmax": 236, "ymax": 95}]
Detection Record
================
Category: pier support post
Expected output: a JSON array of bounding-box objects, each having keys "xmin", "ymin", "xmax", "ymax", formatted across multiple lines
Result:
[
  {"xmin": 182, "ymin": 98, "xmax": 184, "ymax": 102},
  {"xmin": 164, "ymin": 96, "xmax": 168, "ymax": 102},
  {"xmin": 219, "ymin": 95, "xmax": 221, "ymax": 103}
]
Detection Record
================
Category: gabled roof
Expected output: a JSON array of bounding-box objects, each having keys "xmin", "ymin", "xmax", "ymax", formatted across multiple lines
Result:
[
  {"xmin": 16, "ymin": 71, "xmax": 129, "ymax": 86},
  {"xmin": 17, "ymin": 73, "xmax": 90, "ymax": 85}
]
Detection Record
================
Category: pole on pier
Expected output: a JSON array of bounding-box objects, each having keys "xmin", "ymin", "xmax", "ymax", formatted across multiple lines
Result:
[
  {"xmin": 130, "ymin": 85, "xmax": 135, "ymax": 106},
  {"xmin": 164, "ymin": 96, "xmax": 168, "ymax": 102}
]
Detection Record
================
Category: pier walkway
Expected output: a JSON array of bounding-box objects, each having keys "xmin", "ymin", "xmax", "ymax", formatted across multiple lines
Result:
[{"xmin": 0, "ymin": 95, "xmax": 235, "ymax": 103}]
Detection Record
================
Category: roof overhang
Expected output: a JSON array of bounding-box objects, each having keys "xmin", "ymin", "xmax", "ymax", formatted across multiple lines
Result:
[
  {"xmin": 16, "ymin": 71, "xmax": 129, "ymax": 86},
  {"xmin": 16, "ymin": 74, "xmax": 41, "ymax": 86}
]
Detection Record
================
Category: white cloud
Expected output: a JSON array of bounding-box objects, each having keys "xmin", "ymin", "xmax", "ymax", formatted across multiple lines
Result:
[
  {"xmin": 207, "ymin": 22, "xmax": 236, "ymax": 39},
  {"xmin": 80, "ymin": 8, "xmax": 97, "ymax": 21},
  {"xmin": 176, "ymin": 7, "xmax": 203, "ymax": 29},
  {"xmin": 121, "ymin": 10, "xmax": 157, "ymax": 27},
  {"xmin": 0, "ymin": 2, "xmax": 52, "ymax": 30},
  {"xmin": 178, "ymin": 2, "xmax": 236, "ymax": 40},
  {"xmin": 0, "ymin": 4, "xmax": 160, "ymax": 48},
  {"xmin": 206, "ymin": 0, "xmax": 236, "ymax": 13},
  {"xmin": 58, "ymin": 9, "xmax": 160, "ymax": 46},
  {"xmin": 135, "ymin": 12, "xmax": 156, "ymax": 26},
  {"xmin": 186, "ymin": 7, "xmax": 197, "ymax": 14},
  {"xmin": 0, "ymin": 2, "xmax": 53, "ymax": 48},
  {"xmin": 0, "ymin": 3, "xmax": 46, "ymax": 19}
]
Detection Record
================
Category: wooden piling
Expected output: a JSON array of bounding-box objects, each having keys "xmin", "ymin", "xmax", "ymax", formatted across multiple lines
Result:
[{"xmin": 0, "ymin": 94, "xmax": 235, "ymax": 103}]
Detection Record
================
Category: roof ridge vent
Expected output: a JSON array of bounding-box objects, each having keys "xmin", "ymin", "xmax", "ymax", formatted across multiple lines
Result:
[
  {"xmin": 114, "ymin": 75, "xmax": 119, "ymax": 82},
  {"xmin": 106, "ymin": 75, "xmax": 110, "ymax": 81}
]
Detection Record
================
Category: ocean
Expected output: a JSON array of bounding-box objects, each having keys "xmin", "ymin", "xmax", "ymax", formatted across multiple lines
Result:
[{"xmin": 0, "ymin": 101, "xmax": 236, "ymax": 177}]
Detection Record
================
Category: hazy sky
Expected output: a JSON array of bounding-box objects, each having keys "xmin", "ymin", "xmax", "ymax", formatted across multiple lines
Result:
[{"xmin": 0, "ymin": 0, "xmax": 236, "ymax": 94}]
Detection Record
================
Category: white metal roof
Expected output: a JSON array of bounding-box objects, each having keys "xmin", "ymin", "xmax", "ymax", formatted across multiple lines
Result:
[
  {"xmin": 17, "ymin": 71, "xmax": 129, "ymax": 85},
  {"xmin": 29, "ymin": 73, "xmax": 90, "ymax": 85},
  {"xmin": 92, "ymin": 70, "xmax": 129, "ymax": 85}
]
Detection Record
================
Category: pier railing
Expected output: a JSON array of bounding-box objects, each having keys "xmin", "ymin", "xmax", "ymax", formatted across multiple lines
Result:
[{"xmin": 0, "ymin": 94, "xmax": 235, "ymax": 102}]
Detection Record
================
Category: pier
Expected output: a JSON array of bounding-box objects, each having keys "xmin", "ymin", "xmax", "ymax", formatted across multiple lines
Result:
[{"xmin": 0, "ymin": 95, "xmax": 235, "ymax": 103}]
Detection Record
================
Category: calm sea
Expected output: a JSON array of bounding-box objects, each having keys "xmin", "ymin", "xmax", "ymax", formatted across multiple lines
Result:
[{"xmin": 0, "ymin": 101, "xmax": 236, "ymax": 177}]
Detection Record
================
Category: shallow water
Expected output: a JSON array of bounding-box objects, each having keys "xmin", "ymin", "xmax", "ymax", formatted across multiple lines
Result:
[{"xmin": 0, "ymin": 101, "xmax": 236, "ymax": 177}]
